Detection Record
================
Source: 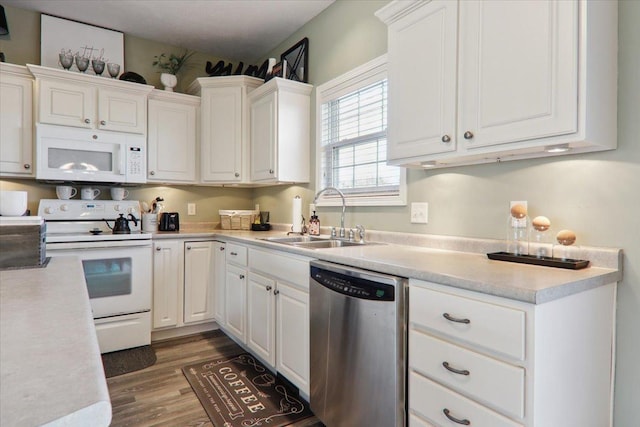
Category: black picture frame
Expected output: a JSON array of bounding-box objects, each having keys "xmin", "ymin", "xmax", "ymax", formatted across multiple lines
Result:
[{"xmin": 280, "ymin": 37, "xmax": 308, "ymax": 83}]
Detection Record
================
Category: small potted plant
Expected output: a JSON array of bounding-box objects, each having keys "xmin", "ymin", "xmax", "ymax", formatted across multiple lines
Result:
[{"xmin": 152, "ymin": 50, "xmax": 194, "ymax": 91}]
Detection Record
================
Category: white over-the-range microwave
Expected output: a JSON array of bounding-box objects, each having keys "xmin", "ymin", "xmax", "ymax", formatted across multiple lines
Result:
[{"xmin": 36, "ymin": 123, "xmax": 146, "ymax": 184}]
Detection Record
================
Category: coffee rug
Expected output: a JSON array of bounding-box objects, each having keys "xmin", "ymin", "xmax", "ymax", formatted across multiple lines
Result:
[
  {"xmin": 183, "ymin": 353, "xmax": 313, "ymax": 427},
  {"xmin": 102, "ymin": 345, "xmax": 156, "ymax": 378}
]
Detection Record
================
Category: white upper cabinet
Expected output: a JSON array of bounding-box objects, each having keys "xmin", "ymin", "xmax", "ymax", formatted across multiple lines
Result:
[
  {"xmin": 0, "ymin": 63, "xmax": 34, "ymax": 177},
  {"xmin": 147, "ymin": 90, "xmax": 199, "ymax": 183},
  {"xmin": 377, "ymin": 0, "xmax": 618, "ymax": 168},
  {"xmin": 248, "ymin": 78, "xmax": 312, "ymax": 184},
  {"xmin": 188, "ymin": 76, "xmax": 262, "ymax": 184},
  {"xmin": 28, "ymin": 65, "xmax": 153, "ymax": 134}
]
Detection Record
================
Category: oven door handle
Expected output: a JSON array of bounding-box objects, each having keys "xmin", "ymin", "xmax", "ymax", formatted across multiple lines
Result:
[{"xmin": 47, "ymin": 240, "xmax": 152, "ymax": 250}]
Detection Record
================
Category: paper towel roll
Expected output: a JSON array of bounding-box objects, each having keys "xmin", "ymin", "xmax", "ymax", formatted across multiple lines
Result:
[{"xmin": 292, "ymin": 196, "xmax": 302, "ymax": 232}]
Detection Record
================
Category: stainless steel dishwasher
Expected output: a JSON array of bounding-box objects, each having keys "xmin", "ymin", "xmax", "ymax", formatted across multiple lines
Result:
[{"xmin": 310, "ymin": 260, "xmax": 407, "ymax": 427}]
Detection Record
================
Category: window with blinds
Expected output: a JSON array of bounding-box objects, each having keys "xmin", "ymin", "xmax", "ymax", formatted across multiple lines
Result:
[{"xmin": 319, "ymin": 78, "xmax": 400, "ymax": 199}]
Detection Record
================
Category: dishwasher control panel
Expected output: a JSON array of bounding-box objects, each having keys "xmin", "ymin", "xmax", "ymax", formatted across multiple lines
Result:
[{"xmin": 311, "ymin": 266, "xmax": 395, "ymax": 301}]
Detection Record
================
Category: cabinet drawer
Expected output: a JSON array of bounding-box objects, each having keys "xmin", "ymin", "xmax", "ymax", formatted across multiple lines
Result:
[
  {"xmin": 410, "ymin": 329, "xmax": 524, "ymax": 419},
  {"xmin": 226, "ymin": 243, "xmax": 247, "ymax": 266},
  {"xmin": 409, "ymin": 285, "xmax": 525, "ymax": 360},
  {"xmin": 249, "ymin": 248, "xmax": 310, "ymax": 290},
  {"xmin": 410, "ymin": 371, "xmax": 523, "ymax": 427}
]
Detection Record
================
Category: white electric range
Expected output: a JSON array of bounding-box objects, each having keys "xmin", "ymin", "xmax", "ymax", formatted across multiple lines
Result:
[{"xmin": 38, "ymin": 199, "xmax": 152, "ymax": 354}]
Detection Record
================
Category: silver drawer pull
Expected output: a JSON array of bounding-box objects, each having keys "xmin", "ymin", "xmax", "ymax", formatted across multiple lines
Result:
[
  {"xmin": 442, "ymin": 361, "xmax": 470, "ymax": 376},
  {"xmin": 230, "ymin": 251, "xmax": 238, "ymax": 256},
  {"xmin": 239, "ymin": 274, "xmax": 245, "ymax": 279},
  {"xmin": 266, "ymin": 285, "xmax": 272, "ymax": 291},
  {"xmin": 219, "ymin": 247, "xmax": 225, "ymax": 251},
  {"xmin": 443, "ymin": 408, "xmax": 470, "ymax": 425},
  {"xmin": 274, "ymin": 289, "xmax": 280, "ymax": 295},
  {"xmin": 443, "ymin": 312, "xmax": 470, "ymax": 324}
]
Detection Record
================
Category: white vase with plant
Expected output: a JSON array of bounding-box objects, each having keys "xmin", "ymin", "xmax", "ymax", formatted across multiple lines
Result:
[{"xmin": 153, "ymin": 50, "xmax": 194, "ymax": 91}]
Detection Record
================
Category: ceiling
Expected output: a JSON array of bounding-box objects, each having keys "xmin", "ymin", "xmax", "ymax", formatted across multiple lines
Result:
[{"xmin": 3, "ymin": 0, "xmax": 334, "ymax": 61}]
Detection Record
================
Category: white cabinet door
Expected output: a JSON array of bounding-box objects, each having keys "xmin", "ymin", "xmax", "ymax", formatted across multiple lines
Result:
[
  {"xmin": 0, "ymin": 66, "xmax": 34, "ymax": 176},
  {"xmin": 386, "ymin": 0, "xmax": 458, "ymax": 160},
  {"xmin": 38, "ymin": 79, "xmax": 94, "ymax": 128},
  {"xmin": 276, "ymin": 280, "xmax": 310, "ymax": 395},
  {"xmin": 97, "ymin": 88, "xmax": 147, "ymax": 134},
  {"xmin": 250, "ymin": 90, "xmax": 277, "ymax": 182},
  {"xmin": 152, "ymin": 240, "xmax": 183, "ymax": 329},
  {"xmin": 201, "ymin": 86, "xmax": 243, "ymax": 182},
  {"xmin": 225, "ymin": 263, "xmax": 247, "ymax": 342},
  {"xmin": 147, "ymin": 96, "xmax": 197, "ymax": 182},
  {"xmin": 213, "ymin": 241, "xmax": 226, "ymax": 325},
  {"xmin": 247, "ymin": 272, "xmax": 276, "ymax": 366},
  {"xmin": 458, "ymin": 0, "xmax": 578, "ymax": 149},
  {"xmin": 184, "ymin": 241, "xmax": 215, "ymax": 324}
]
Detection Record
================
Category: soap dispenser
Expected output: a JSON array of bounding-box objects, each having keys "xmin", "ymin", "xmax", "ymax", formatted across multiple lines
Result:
[{"xmin": 309, "ymin": 211, "xmax": 320, "ymax": 236}]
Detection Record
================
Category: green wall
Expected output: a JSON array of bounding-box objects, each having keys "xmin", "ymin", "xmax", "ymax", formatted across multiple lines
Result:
[{"xmin": 1, "ymin": 2, "xmax": 639, "ymax": 424}]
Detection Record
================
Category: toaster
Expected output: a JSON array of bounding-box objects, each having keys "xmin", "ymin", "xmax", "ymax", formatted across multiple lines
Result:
[{"xmin": 159, "ymin": 212, "xmax": 179, "ymax": 231}]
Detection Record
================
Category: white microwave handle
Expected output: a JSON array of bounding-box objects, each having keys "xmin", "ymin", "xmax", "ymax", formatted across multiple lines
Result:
[{"xmin": 118, "ymin": 145, "xmax": 126, "ymax": 175}]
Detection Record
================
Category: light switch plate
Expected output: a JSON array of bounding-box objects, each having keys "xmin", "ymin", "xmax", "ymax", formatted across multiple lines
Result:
[
  {"xmin": 187, "ymin": 203, "xmax": 196, "ymax": 215},
  {"xmin": 411, "ymin": 202, "xmax": 428, "ymax": 224}
]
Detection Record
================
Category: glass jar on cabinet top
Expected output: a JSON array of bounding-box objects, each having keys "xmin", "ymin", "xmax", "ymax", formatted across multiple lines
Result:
[
  {"xmin": 530, "ymin": 215, "xmax": 552, "ymax": 258},
  {"xmin": 507, "ymin": 204, "xmax": 529, "ymax": 255}
]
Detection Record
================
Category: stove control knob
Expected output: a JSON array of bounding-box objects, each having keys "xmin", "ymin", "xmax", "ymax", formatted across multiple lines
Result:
[
  {"xmin": 128, "ymin": 207, "xmax": 137, "ymax": 214},
  {"xmin": 113, "ymin": 205, "xmax": 121, "ymax": 211},
  {"xmin": 44, "ymin": 206, "xmax": 55, "ymax": 214},
  {"xmin": 60, "ymin": 204, "xmax": 69, "ymax": 212}
]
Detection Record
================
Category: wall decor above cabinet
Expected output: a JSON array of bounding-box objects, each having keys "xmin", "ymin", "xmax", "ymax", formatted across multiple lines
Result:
[
  {"xmin": 377, "ymin": 0, "xmax": 618, "ymax": 169},
  {"xmin": 28, "ymin": 65, "xmax": 154, "ymax": 134}
]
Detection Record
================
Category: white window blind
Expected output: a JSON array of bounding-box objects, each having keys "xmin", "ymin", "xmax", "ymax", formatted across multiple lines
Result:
[{"xmin": 320, "ymin": 79, "xmax": 400, "ymax": 198}]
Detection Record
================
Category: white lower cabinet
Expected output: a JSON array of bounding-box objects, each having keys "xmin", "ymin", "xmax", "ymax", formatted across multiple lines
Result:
[
  {"xmin": 152, "ymin": 239, "xmax": 218, "ymax": 331},
  {"xmin": 224, "ymin": 243, "xmax": 248, "ymax": 341},
  {"xmin": 246, "ymin": 247, "xmax": 312, "ymax": 396},
  {"xmin": 218, "ymin": 244, "xmax": 312, "ymax": 396},
  {"xmin": 408, "ymin": 279, "xmax": 617, "ymax": 427}
]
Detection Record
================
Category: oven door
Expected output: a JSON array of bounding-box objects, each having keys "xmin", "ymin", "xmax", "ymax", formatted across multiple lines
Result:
[{"xmin": 46, "ymin": 240, "xmax": 152, "ymax": 318}]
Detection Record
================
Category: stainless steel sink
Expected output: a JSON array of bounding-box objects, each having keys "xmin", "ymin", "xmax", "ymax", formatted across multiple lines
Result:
[{"xmin": 259, "ymin": 235, "xmax": 379, "ymax": 249}]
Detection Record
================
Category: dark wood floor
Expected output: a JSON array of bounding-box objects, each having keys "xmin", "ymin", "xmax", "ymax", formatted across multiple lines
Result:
[{"xmin": 107, "ymin": 329, "xmax": 322, "ymax": 427}]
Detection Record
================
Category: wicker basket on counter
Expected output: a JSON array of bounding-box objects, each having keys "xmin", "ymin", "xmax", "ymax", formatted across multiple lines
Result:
[{"xmin": 219, "ymin": 210, "xmax": 258, "ymax": 230}]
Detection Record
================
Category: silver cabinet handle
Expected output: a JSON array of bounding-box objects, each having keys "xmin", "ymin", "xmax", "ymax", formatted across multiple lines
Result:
[
  {"xmin": 442, "ymin": 361, "xmax": 470, "ymax": 376},
  {"xmin": 230, "ymin": 251, "xmax": 238, "ymax": 256},
  {"xmin": 441, "ymin": 135, "xmax": 451, "ymax": 143},
  {"xmin": 100, "ymin": 120, "xmax": 106, "ymax": 125},
  {"xmin": 186, "ymin": 246, "xmax": 191, "ymax": 250},
  {"xmin": 239, "ymin": 274, "xmax": 245, "ymax": 279},
  {"xmin": 23, "ymin": 164, "xmax": 31, "ymax": 169},
  {"xmin": 266, "ymin": 285, "xmax": 272, "ymax": 291},
  {"xmin": 269, "ymin": 169, "xmax": 274, "ymax": 174},
  {"xmin": 274, "ymin": 289, "xmax": 280, "ymax": 295},
  {"xmin": 150, "ymin": 171, "xmax": 155, "ymax": 175},
  {"xmin": 463, "ymin": 131, "xmax": 474, "ymax": 139},
  {"xmin": 84, "ymin": 118, "xmax": 91, "ymax": 124},
  {"xmin": 443, "ymin": 313, "xmax": 470, "ymax": 324},
  {"xmin": 92, "ymin": 134, "xmax": 98, "ymax": 140},
  {"xmin": 235, "ymin": 172, "xmax": 240, "ymax": 177},
  {"xmin": 156, "ymin": 247, "xmax": 161, "ymax": 251},
  {"xmin": 443, "ymin": 409, "xmax": 470, "ymax": 425},
  {"xmin": 219, "ymin": 246, "xmax": 225, "ymax": 251}
]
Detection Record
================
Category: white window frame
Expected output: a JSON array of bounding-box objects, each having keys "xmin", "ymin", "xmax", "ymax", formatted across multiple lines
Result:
[{"xmin": 315, "ymin": 54, "xmax": 406, "ymax": 207}]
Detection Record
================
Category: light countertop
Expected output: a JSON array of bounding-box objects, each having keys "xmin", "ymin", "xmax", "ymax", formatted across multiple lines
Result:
[
  {"xmin": 153, "ymin": 226, "xmax": 622, "ymax": 304},
  {"xmin": 0, "ymin": 257, "xmax": 111, "ymax": 427}
]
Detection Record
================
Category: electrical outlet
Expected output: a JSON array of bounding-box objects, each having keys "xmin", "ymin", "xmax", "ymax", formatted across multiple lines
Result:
[
  {"xmin": 187, "ymin": 203, "xmax": 196, "ymax": 215},
  {"xmin": 411, "ymin": 202, "xmax": 429, "ymax": 224}
]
